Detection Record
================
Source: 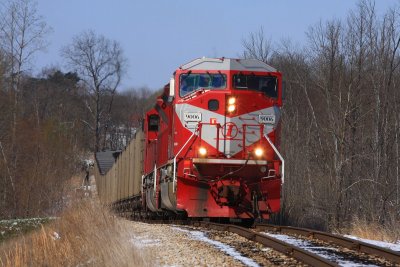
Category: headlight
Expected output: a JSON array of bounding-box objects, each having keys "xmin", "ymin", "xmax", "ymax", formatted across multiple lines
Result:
[
  {"xmin": 199, "ymin": 147, "xmax": 207, "ymax": 156},
  {"xmin": 254, "ymin": 148, "xmax": 263, "ymax": 157},
  {"xmin": 227, "ymin": 104, "xmax": 236, "ymax": 112},
  {"xmin": 227, "ymin": 97, "xmax": 236, "ymax": 113}
]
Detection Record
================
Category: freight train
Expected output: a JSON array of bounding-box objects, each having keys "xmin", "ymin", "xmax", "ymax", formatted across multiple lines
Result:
[{"xmin": 95, "ymin": 57, "xmax": 284, "ymax": 223}]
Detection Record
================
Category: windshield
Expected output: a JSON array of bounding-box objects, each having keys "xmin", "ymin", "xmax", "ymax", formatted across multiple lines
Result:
[
  {"xmin": 180, "ymin": 73, "xmax": 226, "ymax": 97},
  {"xmin": 233, "ymin": 74, "xmax": 277, "ymax": 98}
]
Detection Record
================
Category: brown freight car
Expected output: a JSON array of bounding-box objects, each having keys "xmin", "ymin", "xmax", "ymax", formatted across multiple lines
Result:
[{"xmin": 94, "ymin": 130, "xmax": 144, "ymax": 208}]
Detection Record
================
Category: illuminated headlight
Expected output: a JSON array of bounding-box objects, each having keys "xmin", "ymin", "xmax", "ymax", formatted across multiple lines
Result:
[
  {"xmin": 227, "ymin": 97, "xmax": 236, "ymax": 112},
  {"xmin": 227, "ymin": 104, "xmax": 236, "ymax": 112},
  {"xmin": 199, "ymin": 147, "xmax": 207, "ymax": 156},
  {"xmin": 254, "ymin": 148, "xmax": 263, "ymax": 157}
]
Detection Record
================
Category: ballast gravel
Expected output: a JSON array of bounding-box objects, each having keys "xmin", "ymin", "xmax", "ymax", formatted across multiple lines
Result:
[{"xmin": 124, "ymin": 221, "xmax": 303, "ymax": 266}]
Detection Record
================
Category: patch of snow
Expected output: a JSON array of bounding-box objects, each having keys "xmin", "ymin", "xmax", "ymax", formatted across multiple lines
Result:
[
  {"xmin": 130, "ymin": 236, "xmax": 161, "ymax": 248},
  {"xmin": 52, "ymin": 232, "xmax": 61, "ymax": 240},
  {"xmin": 264, "ymin": 232, "xmax": 379, "ymax": 267},
  {"xmin": 172, "ymin": 226, "xmax": 260, "ymax": 267},
  {"xmin": 0, "ymin": 217, "xmax": 58, "ymax": 224},
  {"xmin": 344, "ymin": 235, "xmax": 400, "ymax": 252}
]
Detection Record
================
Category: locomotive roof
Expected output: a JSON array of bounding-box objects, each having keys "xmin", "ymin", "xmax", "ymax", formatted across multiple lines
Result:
[{"xmin": 179, "ymin": 57, "xmax": 277, "ymax": 72}]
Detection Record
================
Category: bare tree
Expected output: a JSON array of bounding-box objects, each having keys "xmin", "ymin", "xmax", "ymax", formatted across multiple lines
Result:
[
  {"xmin": 61, "ymin": 30, "xmax": 127, "ymax": 151},
  {"xmin": 0, "ymin": 0, "xmax": 50, "ymax": 215},
  {"xmin": 105, "ymin": 87, "xmax": 152, "ymax": 150},
  {"xmin": 0, "ymin": 0, "xmax": 51, "ymax": 133},
  {"xmin": 242, "ymin": 26, "xmax": 273, "ymax": 63}
]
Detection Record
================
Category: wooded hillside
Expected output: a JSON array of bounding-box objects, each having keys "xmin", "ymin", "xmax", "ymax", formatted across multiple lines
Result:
[{"xmin": 242, "ymin": 1, "xmax": 400, "ymax": 229}]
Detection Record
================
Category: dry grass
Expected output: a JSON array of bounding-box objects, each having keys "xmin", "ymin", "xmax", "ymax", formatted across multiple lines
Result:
[
  {"xmin": 0, "ymin": 199, "xmax": 151, "ymax": 266},
  {"xmin": 343, "ymin": 217, "xmax": 400, "ymax": 243}
]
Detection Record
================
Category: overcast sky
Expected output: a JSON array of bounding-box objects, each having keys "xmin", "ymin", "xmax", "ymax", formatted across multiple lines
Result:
[{"xmin": 34, "ymin": 0, "xmax": 398, "ymax": 90}]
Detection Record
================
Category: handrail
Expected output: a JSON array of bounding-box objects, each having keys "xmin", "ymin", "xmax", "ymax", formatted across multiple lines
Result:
[
  {"xmin": 173, "ymin": 130, "xmax": 197, "ymax": 192},
  {"xmin": 197, "ymin": 122, "xmax": 221, "ymax": 153},
  {"xmin": 153, "ymin": 164, "xmax": 157, "ymax": 192},
  {"xmin": 243, "ymin": 124, "xmax": 264, "ymax": 157},
  {"xmin": 264, "ymin": 134, "xmax": 284, "ymax": 184}
]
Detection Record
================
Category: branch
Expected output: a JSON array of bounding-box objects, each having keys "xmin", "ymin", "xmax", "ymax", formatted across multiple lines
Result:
[
  {"xmin": 0, "ymin": 141, "xmax": 15, "ymax": 192},
  {"xmin": 80, "ymin": 119, "xmax": 94, "ymax": 131},
  {"xmin": 341, "ymin": 179, "xmax": 383, "ymax": 194}
]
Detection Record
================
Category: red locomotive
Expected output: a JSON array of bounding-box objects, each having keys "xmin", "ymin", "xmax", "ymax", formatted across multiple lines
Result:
[{"xmin": 95, "ymin": 57, "xmax": 284, "ymax": 223}]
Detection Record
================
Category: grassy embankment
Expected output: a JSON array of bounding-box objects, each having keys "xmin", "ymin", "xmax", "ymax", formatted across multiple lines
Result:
[
  {"xmin": 344, "ymin": 217, "xmax": 400, "ymax": 243},
  {"xmin": 0, "ymin": 199, "xmax": 151, "ymax": 266}
]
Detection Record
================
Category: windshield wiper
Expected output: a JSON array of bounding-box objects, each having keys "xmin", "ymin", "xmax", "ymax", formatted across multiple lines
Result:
[
  {"xmin": 218, "ymin": 71, "xmax": 225, "ymax": 82},
  {"xmin": 182, "ymin": 71, "xmax": 192, "ymax": 82}
]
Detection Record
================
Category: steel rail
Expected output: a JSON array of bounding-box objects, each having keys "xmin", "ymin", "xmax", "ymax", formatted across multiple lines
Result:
[
  {"xmin": 255, "ymin": 224, "xmax": 400, "ymax": 265},
  {"xmin": 191, "ymin": 221, "xmax": 338, "ymax": 267}
]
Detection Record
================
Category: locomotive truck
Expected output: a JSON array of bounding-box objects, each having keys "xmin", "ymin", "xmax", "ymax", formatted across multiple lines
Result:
[{"xmin": 95, "ymin": 57, "xmax": 284, "ymax": 223}]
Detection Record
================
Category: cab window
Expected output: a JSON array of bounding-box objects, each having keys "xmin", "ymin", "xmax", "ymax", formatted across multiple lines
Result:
[
  {"xmin": 233, "ymin": 75, "xmax": 277, "ymax": 98},
  {"xmin": 180, "ymin": 73, "xmax": 226, "ymax": 97},
  {"xmin": 148, "ymin": 114, "xmax": 159, "ymax": 131}
]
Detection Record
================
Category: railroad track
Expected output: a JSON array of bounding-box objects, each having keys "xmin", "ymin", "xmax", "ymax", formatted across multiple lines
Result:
[
  {"xmin": 255, "ymin": 223, "xmax": 400, "ymax": 266},
  {"xmin": 131, "ymin": 218, "xmax": 400, "ymax": 266},
  {"xmin": 138, "ymin": 219, "xmax": 335, "ymax": 265},
  {"xmin": 190, "ymin": 221, "xmax": 338, "ymax": 267}
]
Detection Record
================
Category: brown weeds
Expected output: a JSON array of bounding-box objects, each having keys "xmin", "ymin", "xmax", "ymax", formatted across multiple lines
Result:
[
  {"xmin": 0, "ymin": 199, "xmax": 151, "ymax": 266},
  {"xmin": 344, "ymin": 217, "xmax": 400, "ymax": 243}
]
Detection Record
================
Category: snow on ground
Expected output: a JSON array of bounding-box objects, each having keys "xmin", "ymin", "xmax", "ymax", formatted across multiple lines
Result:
[
  {"xmin": 344, "ymin": 235, "xmax": 400, "ymax": 252},
  {"xmin": 127, "ymin": 222, "xmax": 268, "ymax": 266},
  {"xmin": 0, "ymin": 217, "xmax": 58, "ymax": 241},
  {"xmin": 0, "ymin": 217, "xmax": 58, "ymax": 224},
  {"xmin": 263, "ymin": 232, "xmax": 379, "ymax": 267},
  {"xmin": 130, "ymin": 235, "xmax": 161, "ymax": 247},
  {"xmin": 172, "ymin": 226, "xmax": 260, "ymax": 267}
]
